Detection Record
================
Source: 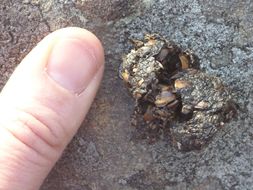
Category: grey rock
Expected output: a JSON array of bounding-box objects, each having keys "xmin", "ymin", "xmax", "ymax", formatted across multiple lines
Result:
[{"xmin": 0, "ymin": 0, "xmax": 252, "ymax": 190}]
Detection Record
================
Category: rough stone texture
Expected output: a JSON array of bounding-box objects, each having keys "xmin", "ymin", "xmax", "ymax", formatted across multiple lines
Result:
[{"xmin": 0, "ymin": 0, "xmax": 252, "ymax": 189}]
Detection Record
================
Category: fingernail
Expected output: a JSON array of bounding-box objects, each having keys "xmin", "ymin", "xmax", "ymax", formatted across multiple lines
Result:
[{"xmin": 47, "ymin": 38, "xmax": 101, "ymax": 94}]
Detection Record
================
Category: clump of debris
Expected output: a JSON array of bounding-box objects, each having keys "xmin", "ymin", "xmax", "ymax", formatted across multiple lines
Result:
[{"xmin": 119, "ymin": 34, "xmax": 237, "ymax": 151}]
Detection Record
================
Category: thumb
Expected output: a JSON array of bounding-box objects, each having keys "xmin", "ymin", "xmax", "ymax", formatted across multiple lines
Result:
[{"xmin": 0, "ymin": 27, "xmax": 104, "ymax": 190}]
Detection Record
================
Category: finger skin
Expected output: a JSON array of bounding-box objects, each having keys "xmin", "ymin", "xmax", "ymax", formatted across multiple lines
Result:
[{"xmin": 0, "ymin": 27, "xmax": 104, "ymax": 190}]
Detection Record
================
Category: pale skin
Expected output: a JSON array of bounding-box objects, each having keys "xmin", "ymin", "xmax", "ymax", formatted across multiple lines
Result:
[{"xmin": 0, "ymin": 27, "xmax": 105, "ymax": 190}]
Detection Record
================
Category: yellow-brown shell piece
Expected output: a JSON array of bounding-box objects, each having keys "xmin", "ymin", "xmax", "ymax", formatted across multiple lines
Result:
[
  {"xmin": 179, "ymin": 53, "xmax": 190, "ymax": 69},
  {"xmin": 155, "ymin": 91, "xmax": 176, "ymax": 107},
  {"xmin": 121, "ymin": 70, "xmax": 130, "ymax": 82},
  {"xmin": 174, "ymin": 79, "xmax": 191, "ymax": 89},
  {"xmin": 130, "ymin": 39, "xmax": 144, "ymax": 49},
  {"xmin": 195, "ymin": 101, "xmax": 210, "ymax": 110},
  {"xmin": 138, "ymin": 78, "xmax": 144, "ymax": 86},
  {"xmin": 133, "ymin": 92, "xmax": 142, "ymax": 99}
]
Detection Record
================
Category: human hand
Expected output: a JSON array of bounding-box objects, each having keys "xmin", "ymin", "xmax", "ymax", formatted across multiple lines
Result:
[{"xmin": 0, "ymin": 27, "xmax": 104, "ymax": 190}]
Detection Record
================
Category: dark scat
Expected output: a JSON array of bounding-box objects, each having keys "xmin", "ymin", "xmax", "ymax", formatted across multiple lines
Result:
[{"xmin": 120, "ymin": 34, "xmax": 237, "ymax": 151}]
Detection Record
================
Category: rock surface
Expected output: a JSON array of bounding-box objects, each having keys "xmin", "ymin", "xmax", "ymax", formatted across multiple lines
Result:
[{"xmin": 0, "ymin": 0, "xmax": 252, "ymax": 189}]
